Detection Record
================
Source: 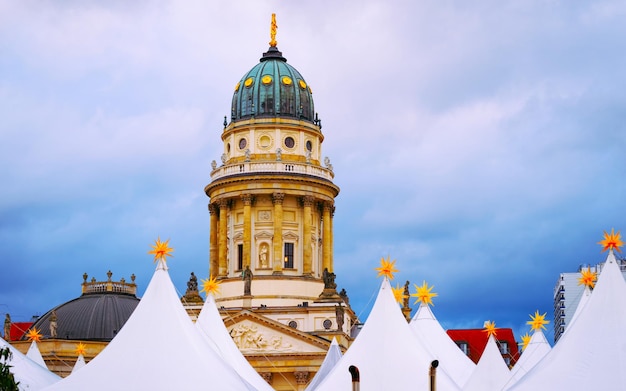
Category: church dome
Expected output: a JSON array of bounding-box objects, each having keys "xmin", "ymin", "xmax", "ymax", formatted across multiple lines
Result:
[
  {"xmin": 27, "ymin": 272, "xmax": 140, "ymax": 341},
  {"xmin": 230, "ymin": 46, "xmax": 315, "ymax": 123}
]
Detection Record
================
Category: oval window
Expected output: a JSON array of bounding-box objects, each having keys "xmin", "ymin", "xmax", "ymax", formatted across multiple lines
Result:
[
  {"xmin": 306, "ymin": 140, "xmax": 312, "ymax": 152},
  {"xmin": 284, "ymin": 137, "xmax": 295, "ymax": 149},
  {"xmin": 239, "ymin": 138, "xmax": 247, "ymax": 149}
]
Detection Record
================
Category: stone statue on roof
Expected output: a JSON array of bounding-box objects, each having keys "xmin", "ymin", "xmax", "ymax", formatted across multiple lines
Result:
[{"xmin": 49, "ymin": 310, "xmax": 58, "ymax": 338}]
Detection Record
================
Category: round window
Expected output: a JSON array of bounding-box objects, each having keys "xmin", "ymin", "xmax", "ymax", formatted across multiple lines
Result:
[
  {"xmin": 323, "ymin": 319, "xmax": 332, "ymax": 330},
  {"xmin": 306, "ymin": 140, "xmax": 312, "ymax": 152},
  {"xmin": 284, "ymin": 137, "xmax": 295, "ymax": 149},
  {"xmin": 239, "ymin": 138, "xmax": 247, "ymax": 149},
  {"xmin": 288, "ymin": 320, "xmax": 298, "ymax": 329}
]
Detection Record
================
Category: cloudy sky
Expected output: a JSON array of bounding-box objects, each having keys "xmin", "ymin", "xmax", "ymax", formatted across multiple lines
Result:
[{"xmin": 1, "ymin": 1, "xmax": 625, "ymax": 342}]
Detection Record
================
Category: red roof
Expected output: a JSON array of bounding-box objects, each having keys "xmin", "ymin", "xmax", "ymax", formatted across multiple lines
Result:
[
  {"xmin": 8, "ymin": 322, "xmax": 33, "ymax": 341},
  {"xmin": 447, "ymin": 328, "xmax": 519, "ymax": 366}
]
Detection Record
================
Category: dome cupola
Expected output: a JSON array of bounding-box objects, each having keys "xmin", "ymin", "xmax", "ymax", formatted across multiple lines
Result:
[{"xmin": 230, "ymin": 16, "xmax": 316, "ymax": 123}]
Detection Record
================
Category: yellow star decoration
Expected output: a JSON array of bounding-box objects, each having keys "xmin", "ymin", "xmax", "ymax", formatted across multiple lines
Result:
[
  {"xmin": 148, "ymin": 237, "xmax": 174, "ymax": 263},
  {"xmin": 483, "ymin": 320, "xmax": 497, "ymax": 338},
  {"xmin": 527, "ymin": 311, "xmax": 549, "ymax": 331},
  {"xmin": 578, "ymin": 267, "xmax": 598, "ymax": 289},
  {"xmin": 26, "ymin": 327, "xmax": 42, "ymax": 342},
  {"xmin": 411, "ymin": 281, "xmax": 438, "ymax": 306},
  {"xmin": 520, "ymin": 332, "xmax": 531, "ymax": 351},
  {"xmin": 375, "ymin": 256, "xmax": 399, "ymax": 280},
  {"xmin": 75, "ymin": 342, "xmax": 87, "ymax": 356},
  {"xmin": 598, "ymin": 228, "xmax": 623, "ymax": 253},
  {"xmin": 391, "ymin": 283, "xmax": 407, "ymax": 304},
  {"xmin": 201, "ymin": 276, "xmax": 221, "ymax": 296}
]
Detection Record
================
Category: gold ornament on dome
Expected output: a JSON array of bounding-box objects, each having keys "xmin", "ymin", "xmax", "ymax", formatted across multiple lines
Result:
[
  {"xmin": 261, "ymin": 75, "xmax": 273, "ymax": 85},
  {"xmin": 244, "ymin": 77, "xmax": 254, "ymax": 88},
  {"xmin": 234, "ymin": 81, "xmax": 240, "ymax": 92},
  {"xmin": 269, "ymin": 13, "xmax": 278, "ymax": 47},
  {"xmin": 298, "ymin": 80, "xmax": 307, "ymax": 89},
  {"xmin": 308, "ymin": 86, "xmax": 313, "ymax": 94},
  {"xmin": 282, "ymin": 76, "xmax": 292, "ymax": 85}
]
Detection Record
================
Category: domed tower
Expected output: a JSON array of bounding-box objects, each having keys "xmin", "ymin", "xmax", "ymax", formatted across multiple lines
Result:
[
  {"xmin": 204, "ymin": 16, "xmax": 356, "ymax": 385},
  {"xmin": 205, "ymin": 16, "xmax": 341, "ymax": 309}
]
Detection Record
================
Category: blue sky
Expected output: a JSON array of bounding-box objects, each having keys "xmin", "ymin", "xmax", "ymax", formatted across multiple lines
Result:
[{"xmin": 1, "ymin": 1, "xmax": 625, "ymax": 343}]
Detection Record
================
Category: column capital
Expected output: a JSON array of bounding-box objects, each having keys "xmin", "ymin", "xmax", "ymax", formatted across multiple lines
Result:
[
  {"xmin": 272, "ymin": 192, "xmax": 285, "ymax": 205},
  {"xmin": 301, "ymin": 195, "xmax": 315, "ymax": 207},
  {"xmin": 208, "ymin": 203, "xmax": 217, "ymax": 215},
  {"xmin": 217, "ymin": 198, "xmax": 230, "ymax": 209},
  {"xmin": 322, "ymin": 201, "xmax": 333, "ymax": 212},
  {"xmin": 241, "ymin": 193, "xmax": 253, "ymax": 205}
]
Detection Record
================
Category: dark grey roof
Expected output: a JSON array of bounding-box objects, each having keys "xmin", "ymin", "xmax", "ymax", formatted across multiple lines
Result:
[{"xmin": 29, "ymin": 293, "xmax": 140, "ymax": 341}]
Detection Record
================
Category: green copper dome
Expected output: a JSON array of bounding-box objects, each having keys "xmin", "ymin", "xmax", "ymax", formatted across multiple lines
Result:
[{"xmin": 230, "ymin": 46, "xmax": 316, "ymax": 123}]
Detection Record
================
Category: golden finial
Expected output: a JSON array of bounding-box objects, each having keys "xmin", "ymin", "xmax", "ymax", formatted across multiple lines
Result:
[{"xmin": 269, "ymin": 13, "xmax": 278, "ymax": 47}]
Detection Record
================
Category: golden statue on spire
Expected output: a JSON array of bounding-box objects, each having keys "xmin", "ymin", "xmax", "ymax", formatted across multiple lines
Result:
[{"xmin": 269, "ymin": 13, "xmax": 278, "ymax": 47}]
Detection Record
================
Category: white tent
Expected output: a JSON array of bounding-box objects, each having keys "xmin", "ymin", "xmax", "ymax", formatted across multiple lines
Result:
[
  {"xmin": 312, "ymin": 278, "xmax": 460, "ymax": 390},
  {"xmin": 43, "ymin": 260, "xmax": 256, "ymax": 390},
  {"xmin": 305, "ymin": 337, "xmax": 342, "ymax": 391},
  {"xmin": 26, "ymin": 340, "xmax": 47, "ymax": 369},
  {"xmin": 0, "ymin": 337, "xmax": 60, "ymax": 390},
  {"xmin": 70, "ymin": 354, "xmax": 85, "ymax": 374},
  {"xmin": 504, "ymin": 329, "xmax": 550, "ymax": 388},
  {"xmin": 462, "ymin": 334, "xmax": 510, "ymax": 391},
  {"xmin": 409, "ymin": 303, "xmax": 475, "ymax": 388},
  {"xmin": 509, "ymin": 250, "xmax": 626, "ymax": 390},
  {"xmin": 195, "ymin": 293, "xmax": 273, "ymax": 391}
]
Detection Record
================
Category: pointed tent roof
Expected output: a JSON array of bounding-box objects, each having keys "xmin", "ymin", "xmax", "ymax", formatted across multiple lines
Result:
[
  {"xmin": 0, "ymin": 337, "xmax": 60, "ymax": 390},
  {"xmin": 26, "ymin": 340, "xmax": 47, "ymax": 368},
  {"xmin": 71, "ymin": 354, "xmax": 86, "ymax": 374},
  {"xmin": 463, "ymin": 334, "xmax": 511, "ymax": 391},
  {"xmin": 196, "ymin": 293, "xmax": 274, "ymax": 391},
  {"xmin": 510, "ymin": 250, "xmax": 626, "ymax": 390},
  {"xmin": 305, "ymin": 337, "xmax": 343, "ymax": 391},
  {"xmin": 44, "ymin": 260, "xmax": 255, "ymax": 390},
  {"xmin": 570, "ymin": 285, "xmax": 592, "ymax": 325},
  {"xmin": 504, "ymin": 329, "xmax": 550, "ymax": 388},
  {"xmin": 312, "ymin": 278, "xmax": 460, "ymax": 390},
  {"xmin": 409, "ymin": 303, "xmax": 476, "ymax": 388}
]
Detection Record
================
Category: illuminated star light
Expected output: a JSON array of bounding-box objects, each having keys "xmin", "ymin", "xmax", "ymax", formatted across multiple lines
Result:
[
  {"xmin": 201, "ymin": 276, "xmax": 221, "ymax": 296},
  {"xmin": 148, "ymin": 237, "xmax": 174, "ymax": 263},
  {"xmin": 391, "ymin": 283, "xmax": 407, "ymax": 304},
  {"xmin": 526, "ymin": 311, "xmax": 549, "ymax": 331},
  {"xmin": 75, "ymin": 342, "xmax": 87, "ymax": 356},
  {"xmin": 520, "ymin": 333, "xmax": 531, "ymax": 351},
  {"xmin": 578, "ymin": 267, "xmax": 598, "ymax": 289},
  {"xmin": 411, "ymin": 281, "xmax": 438, "ymax": 306},
  {"xmin": 483, "ymin": 320, "xmax": 497, "ymax": 338},
  {"xmin": 375, "ymin": 256, "xmax": 399, "ymax": 280},
  {"xmin": 26, "ymin": 327, "xmax": 42, "ymax": 342},
  {"xmin": 598, "ymin": 228, "xmax": 624, "ymax": 253}
]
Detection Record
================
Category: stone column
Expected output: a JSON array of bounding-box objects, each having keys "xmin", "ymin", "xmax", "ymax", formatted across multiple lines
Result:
[
  {"xmin": 322, "ymin": 202, "xmax": 332, "ymax": 273},
  {"xmin": 242, "ymin": 194, "xmax": 253, "ymax": 269},
  {"xmin": 302, "ymin": 196, "xmax": 314, "ymax": 275},
  {"xmin": 209, "ymin": 203, "xmax": 218, "ymax": 279},
  {"xmin": 330, "ymin": 205, "xmax": 335, "ymax": 273},
  {"xmin": 217, "ymin": 199, "xmax": 229, "ymax": 277},
  {"xmin": 272, "ymin": 193, "xmax": 285, "ymax": 274}
]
